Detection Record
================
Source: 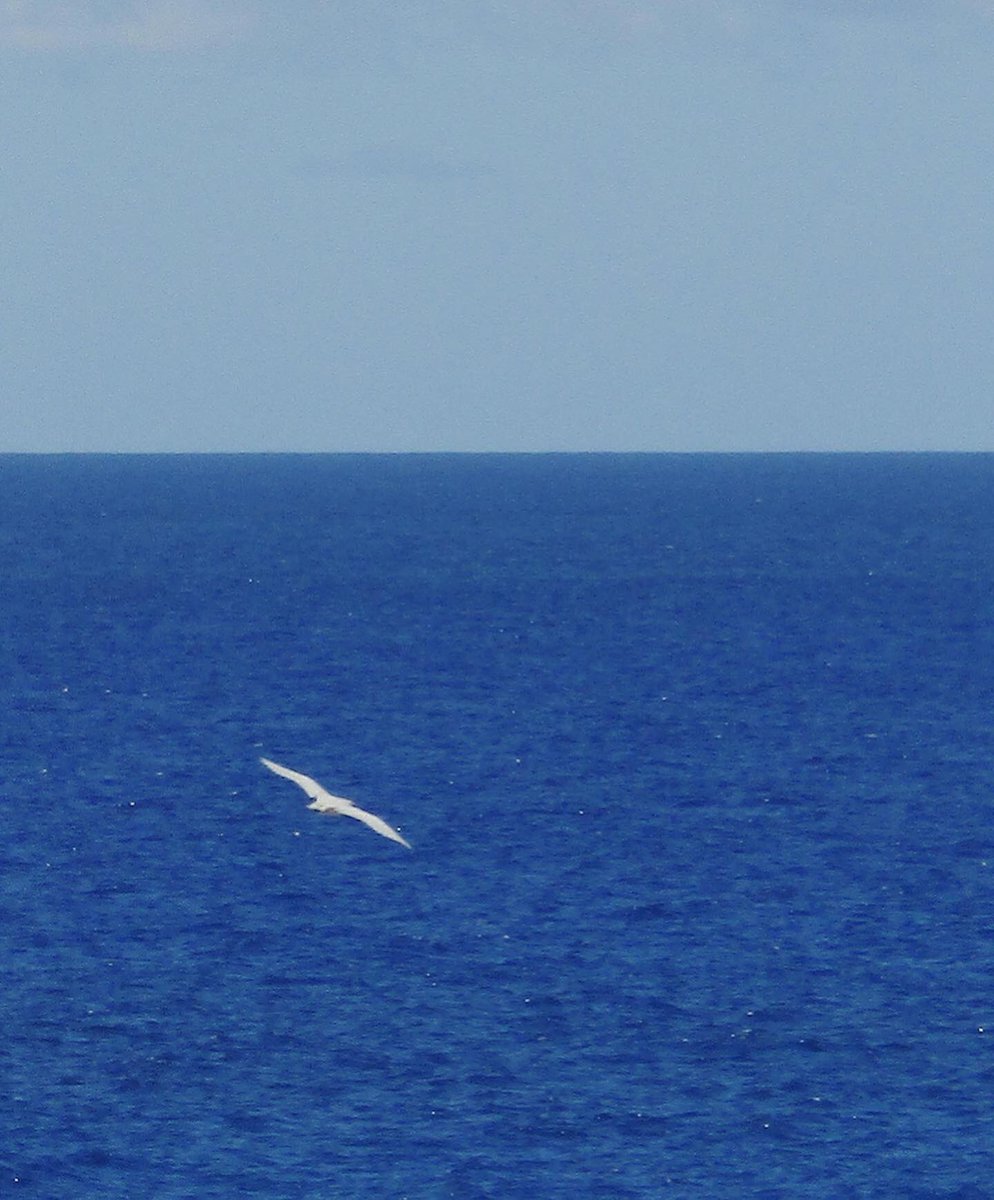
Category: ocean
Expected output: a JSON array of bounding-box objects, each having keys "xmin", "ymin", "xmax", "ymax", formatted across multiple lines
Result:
[{"xmin": 2, "ymin": 452, "xmax": 994, "ymax": 1198}]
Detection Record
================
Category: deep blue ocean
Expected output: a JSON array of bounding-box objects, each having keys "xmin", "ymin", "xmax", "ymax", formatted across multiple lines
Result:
[{"xmin": 3, "ymin": 453, "xmax": 994, "ymax": 1198}]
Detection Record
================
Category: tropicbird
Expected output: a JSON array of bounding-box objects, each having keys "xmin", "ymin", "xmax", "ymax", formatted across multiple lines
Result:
[{"xmin": 260, "ymin": 757, "xmax": 412, "ymax": 849}]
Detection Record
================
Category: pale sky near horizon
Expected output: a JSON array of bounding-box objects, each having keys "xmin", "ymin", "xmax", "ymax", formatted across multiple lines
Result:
[{"xmin": 2, "ymin": 1, "xmax": 993, "ymax": 452}]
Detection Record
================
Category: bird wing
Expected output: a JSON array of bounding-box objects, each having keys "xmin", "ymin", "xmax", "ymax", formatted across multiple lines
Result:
[
  {"xmin": 260, "ymin": 756, "xmax": 337, "ymax": 805},
  {"xmin": 341, "ymin": 803, "xmax": 413, "ymax": 849}
]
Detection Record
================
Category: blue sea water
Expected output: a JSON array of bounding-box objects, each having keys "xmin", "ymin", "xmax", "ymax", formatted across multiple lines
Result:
[{"xmin": 3, "ymin": 452, "xmax": 994, "ymax": 1199}]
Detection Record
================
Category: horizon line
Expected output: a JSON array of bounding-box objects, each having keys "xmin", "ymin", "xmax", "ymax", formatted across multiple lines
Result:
[{"xmin": 2, "ymin": 448, "xmax": 994, "ymax": 458}]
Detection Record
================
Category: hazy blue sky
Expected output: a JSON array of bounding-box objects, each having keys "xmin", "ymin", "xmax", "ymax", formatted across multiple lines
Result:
[{"xmin": 3, "ymin": 1, "xmax": 993, "ymax": 451}]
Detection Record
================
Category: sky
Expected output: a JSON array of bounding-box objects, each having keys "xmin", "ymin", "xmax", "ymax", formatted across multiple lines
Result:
[{"xmin": 2, "ymin": 0, "xmax": 993, "ymax": 452}]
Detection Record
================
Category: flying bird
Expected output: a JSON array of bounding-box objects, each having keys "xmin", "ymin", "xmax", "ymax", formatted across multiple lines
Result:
[{"xmin": 260, "ymin": 757, "xmax": 412, "ymax": 849}]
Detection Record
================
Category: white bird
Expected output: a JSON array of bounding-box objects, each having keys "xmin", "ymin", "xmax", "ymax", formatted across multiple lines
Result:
[{"xmin": 260, "ymin": 757, "xmax": 412, "ymax": 849}]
